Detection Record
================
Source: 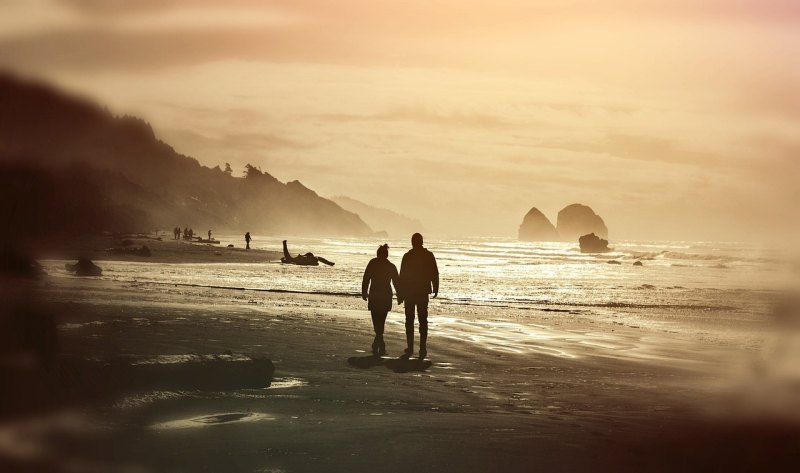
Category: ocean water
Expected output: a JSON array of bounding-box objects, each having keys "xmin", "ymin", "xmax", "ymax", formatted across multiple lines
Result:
[{"xmin": 42, "ymin": 237, "xmax": 795, "ymax": 327}]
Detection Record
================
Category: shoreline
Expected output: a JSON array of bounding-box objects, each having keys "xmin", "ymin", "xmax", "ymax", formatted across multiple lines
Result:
[{"xmin": 3, "ymin": 252, "xmax": 797, "ymax": 471}]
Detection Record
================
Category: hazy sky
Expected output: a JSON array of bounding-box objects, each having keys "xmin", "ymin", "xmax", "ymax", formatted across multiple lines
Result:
[{"xmin": 1, "ymin": 0, "xmax": 798, "ymax": 240}]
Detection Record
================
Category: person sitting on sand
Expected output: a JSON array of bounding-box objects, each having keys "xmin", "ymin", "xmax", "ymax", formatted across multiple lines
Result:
[
  {"xmin": 399, "ymin": 233, "xmax": 439, "ymax": 360},
  {"xmin": 362, "ymin": 244, "xmax": 400, "ymax": 356},
  {"xmin": 281, "ymin": 240, "xmax": 335, "ymax": 266},
  {"xmin": 245, "ymin": 232, "xmax": 251, "ymax": 249}
]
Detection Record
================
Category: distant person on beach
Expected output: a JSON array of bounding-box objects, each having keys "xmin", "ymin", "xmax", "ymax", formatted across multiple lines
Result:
[
  {"xmin": 183, "ymin": 227, "xmax": 188, "ymax": 240},
  {"xmin": 399, "ymin": 233, "xmax": 439, "ymax": 359},
  {"xmin": 281, "ymin": 240, "xmax": 335, "ymax": 266},
  {"xmin": 245, "ymin": 232, "xmax": 251, "ymax": 249},
  {"xmin": 188, "ymin": 228, "xmax": 194, "ymax": 240},
  {"xmin": 207, "ymin": 229, "xmax": 212, "ymax": 240},
  {"xmin": 362, "ymin": 244, "xmax": 400, "ymax": 356}
]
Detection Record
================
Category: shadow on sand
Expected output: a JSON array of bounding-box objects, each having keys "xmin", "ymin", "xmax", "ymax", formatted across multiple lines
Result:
[
  {"xmin": 347, "ymin": 355, "xmax": 432, "ymax": 373},
  {"xmin": 347, "ymin": 355, "xmax": 386, "ymax": 369}
]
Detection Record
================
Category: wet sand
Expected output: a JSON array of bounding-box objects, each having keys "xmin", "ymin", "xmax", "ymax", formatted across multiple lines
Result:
[{"xmin": 3, "ymin": 271, "xmax": 798, "ymax": 472}]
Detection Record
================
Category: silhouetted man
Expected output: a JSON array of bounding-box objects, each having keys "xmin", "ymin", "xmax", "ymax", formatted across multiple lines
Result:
[
  {"xmin": 245, "ymin": 232, "xmax": 251, "ymax": 249},
  {"xmin": 399, "ymin": 233, "xmax": 439, "ymax": 359}
]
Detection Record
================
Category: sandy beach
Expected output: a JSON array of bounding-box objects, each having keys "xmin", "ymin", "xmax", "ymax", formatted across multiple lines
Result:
[
  {"xmin": 3, "ymin": 237, "xmax": 798, "ymax": 472},
  {"xmin": 37, "ymin": 233, "xmax": 284, "ymax": 264}
]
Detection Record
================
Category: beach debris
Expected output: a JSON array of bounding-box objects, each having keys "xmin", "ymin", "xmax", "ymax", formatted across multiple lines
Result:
[
  {"xmin": 579, "ymin": 233, "xmax": 611, "ymax": 253},
  {"xmin": 227, "ymin": 244, "xmax": 234, "ymax": 248},
  {"xmin": 65, "ymin": 258, "xmax": 102, "ymax": 276},
  {"xmin": 606, "ymin": 260, "xmax": 622, "ymax": 265},
  {"xmin": 281, "ymin": 240, "xmax": 335, "ymax": 266},
  {"xmin": 633, "ymin": 261, "xmax": 643, "ymax": 266}
]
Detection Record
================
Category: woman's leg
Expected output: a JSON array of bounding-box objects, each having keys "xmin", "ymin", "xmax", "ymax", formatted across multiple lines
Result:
[
  {"xmin": 370, "ymin": 310, "xmax": 381, "ymax": 354},
  {"xmin": 373, "ymin": 310, "xmax": 388, "ymax": 355}
]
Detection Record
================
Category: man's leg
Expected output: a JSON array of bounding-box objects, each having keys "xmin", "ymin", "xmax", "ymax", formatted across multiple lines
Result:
[
  {"xmin": 404, "ymin": 301, "xmax": 416, "ymax": 355},
  {"xmin": 418, "ymin": 295, "xmax": 429, "ymax": 357}
]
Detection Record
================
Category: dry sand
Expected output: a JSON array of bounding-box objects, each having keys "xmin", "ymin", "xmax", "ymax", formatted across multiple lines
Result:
[{"xmin": 1, "ymin": 240, "xmax": 799, "ymax": 472}]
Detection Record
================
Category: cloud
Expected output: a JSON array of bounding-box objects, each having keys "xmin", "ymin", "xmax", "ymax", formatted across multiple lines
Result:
[{"xmin": 316, "ymin": 107, "xmax": 516, "ymax": 130}]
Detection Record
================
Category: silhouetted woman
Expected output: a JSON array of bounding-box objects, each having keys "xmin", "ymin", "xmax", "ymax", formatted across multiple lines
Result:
[{"xmin": 361, "ymin": 244, "xmax": 400, "ymax": 356}]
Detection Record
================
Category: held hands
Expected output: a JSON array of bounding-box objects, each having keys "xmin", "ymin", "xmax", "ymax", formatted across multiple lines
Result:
[
  {"xmin": 362, "ymin": 294, "xmax": 368, "ymax": 301},
  {"xmin": 432, "ymin": 292, "xmax": 438, "ymax": 299},
  {"xmin": 397, "ymin": 297, "xmax": 404, "ymax": 305}
]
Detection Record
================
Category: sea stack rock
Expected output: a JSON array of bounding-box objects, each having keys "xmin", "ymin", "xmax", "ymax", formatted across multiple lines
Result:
[
  {"xmin": 557, "ymin": 204, "xmax": 608, "ymax": 241},
  {"xmin": 518, "ymin": 207, "xmax": 559, "ymax": 241},
  {"xmin": 579, "ymin": 233, "xmax": 611, "ymax": 254}
]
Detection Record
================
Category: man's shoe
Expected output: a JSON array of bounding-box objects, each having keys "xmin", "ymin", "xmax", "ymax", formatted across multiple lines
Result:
[
  {"xmin": 401, "ymin": 347, "xmax": 413, "ymax": 359},
  {"xmin": 371, "ymin": 340, "xmax": 379, "ymax": 356},
  {"xmin": 419, "ymin": 347, "xmax": 427, "ymax": 360},
  {"xmin": 378, "ymin": 341, "xmax": 387, "ymax": 356}
]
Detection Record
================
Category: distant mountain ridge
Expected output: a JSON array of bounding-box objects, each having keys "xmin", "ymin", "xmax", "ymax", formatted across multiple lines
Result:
[
  {"xmin": 0, "ymin": 72, "xmax": 372, "ymax": 237},
  {"xmin": 331, "ymin": 196, "xmax": 425, "ymax": 238}
]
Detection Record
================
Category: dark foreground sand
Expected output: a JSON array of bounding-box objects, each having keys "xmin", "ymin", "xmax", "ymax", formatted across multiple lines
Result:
[{"xmin": 2, "ymin": 264, "xmax": 799, "ymax": 472}]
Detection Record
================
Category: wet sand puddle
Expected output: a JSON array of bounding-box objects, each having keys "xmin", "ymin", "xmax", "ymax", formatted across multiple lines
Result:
[
  {"xmin": 267, "ymin": 377, "xmax": 308, "ymax": 389},
  {"xmin": 426, "ymin": 314, "xmax": 721, "ymax": 369},
  {"xmin": 143, "ymin": 376, "xmax": 309, "ymax": 431},
  {"xmin": 151, "ymin": 412, "xmax": 275, "ymax": 430},
  {"xmin": 115, "ymin": 376, "xmax": 309, "ymax": 409}
]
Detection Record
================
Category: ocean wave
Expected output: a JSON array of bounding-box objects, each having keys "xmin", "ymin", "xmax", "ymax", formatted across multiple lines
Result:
[{"xmin": 440, "ymin": 297, "xmax": 738, "ymax": 312}]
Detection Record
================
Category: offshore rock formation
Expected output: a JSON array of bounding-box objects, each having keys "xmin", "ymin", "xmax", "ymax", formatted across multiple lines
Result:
[
  {"xmin": 518, "ymin": 207, "xmax": 559, "ymax": 241},
  {"xmin": 579, "ymin": 233, "xmax": 611, "ymax": 254},
  {"xmin": 557, "ymin": 204, "xmax": 608, "ymax": 241}
]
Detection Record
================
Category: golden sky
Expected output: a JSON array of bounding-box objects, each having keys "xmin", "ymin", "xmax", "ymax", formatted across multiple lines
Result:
[{"xmin": 1, "ymin": 0, "xmax": 798, "ymax": 240}]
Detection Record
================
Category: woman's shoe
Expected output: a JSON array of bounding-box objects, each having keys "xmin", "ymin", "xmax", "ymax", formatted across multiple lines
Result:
[
  {"xmin": 378, "ymin": 341, "xmax": 386, "ymax": 356},
  {"xmin": 371, "ymin": 339, "xmax": 379, "ymax": 356}
]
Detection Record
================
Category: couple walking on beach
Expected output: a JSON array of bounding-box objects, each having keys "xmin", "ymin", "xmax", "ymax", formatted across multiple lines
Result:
[{"xmin": 361, "ymin": 233, "xmax": 439, "ymax": 359}]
